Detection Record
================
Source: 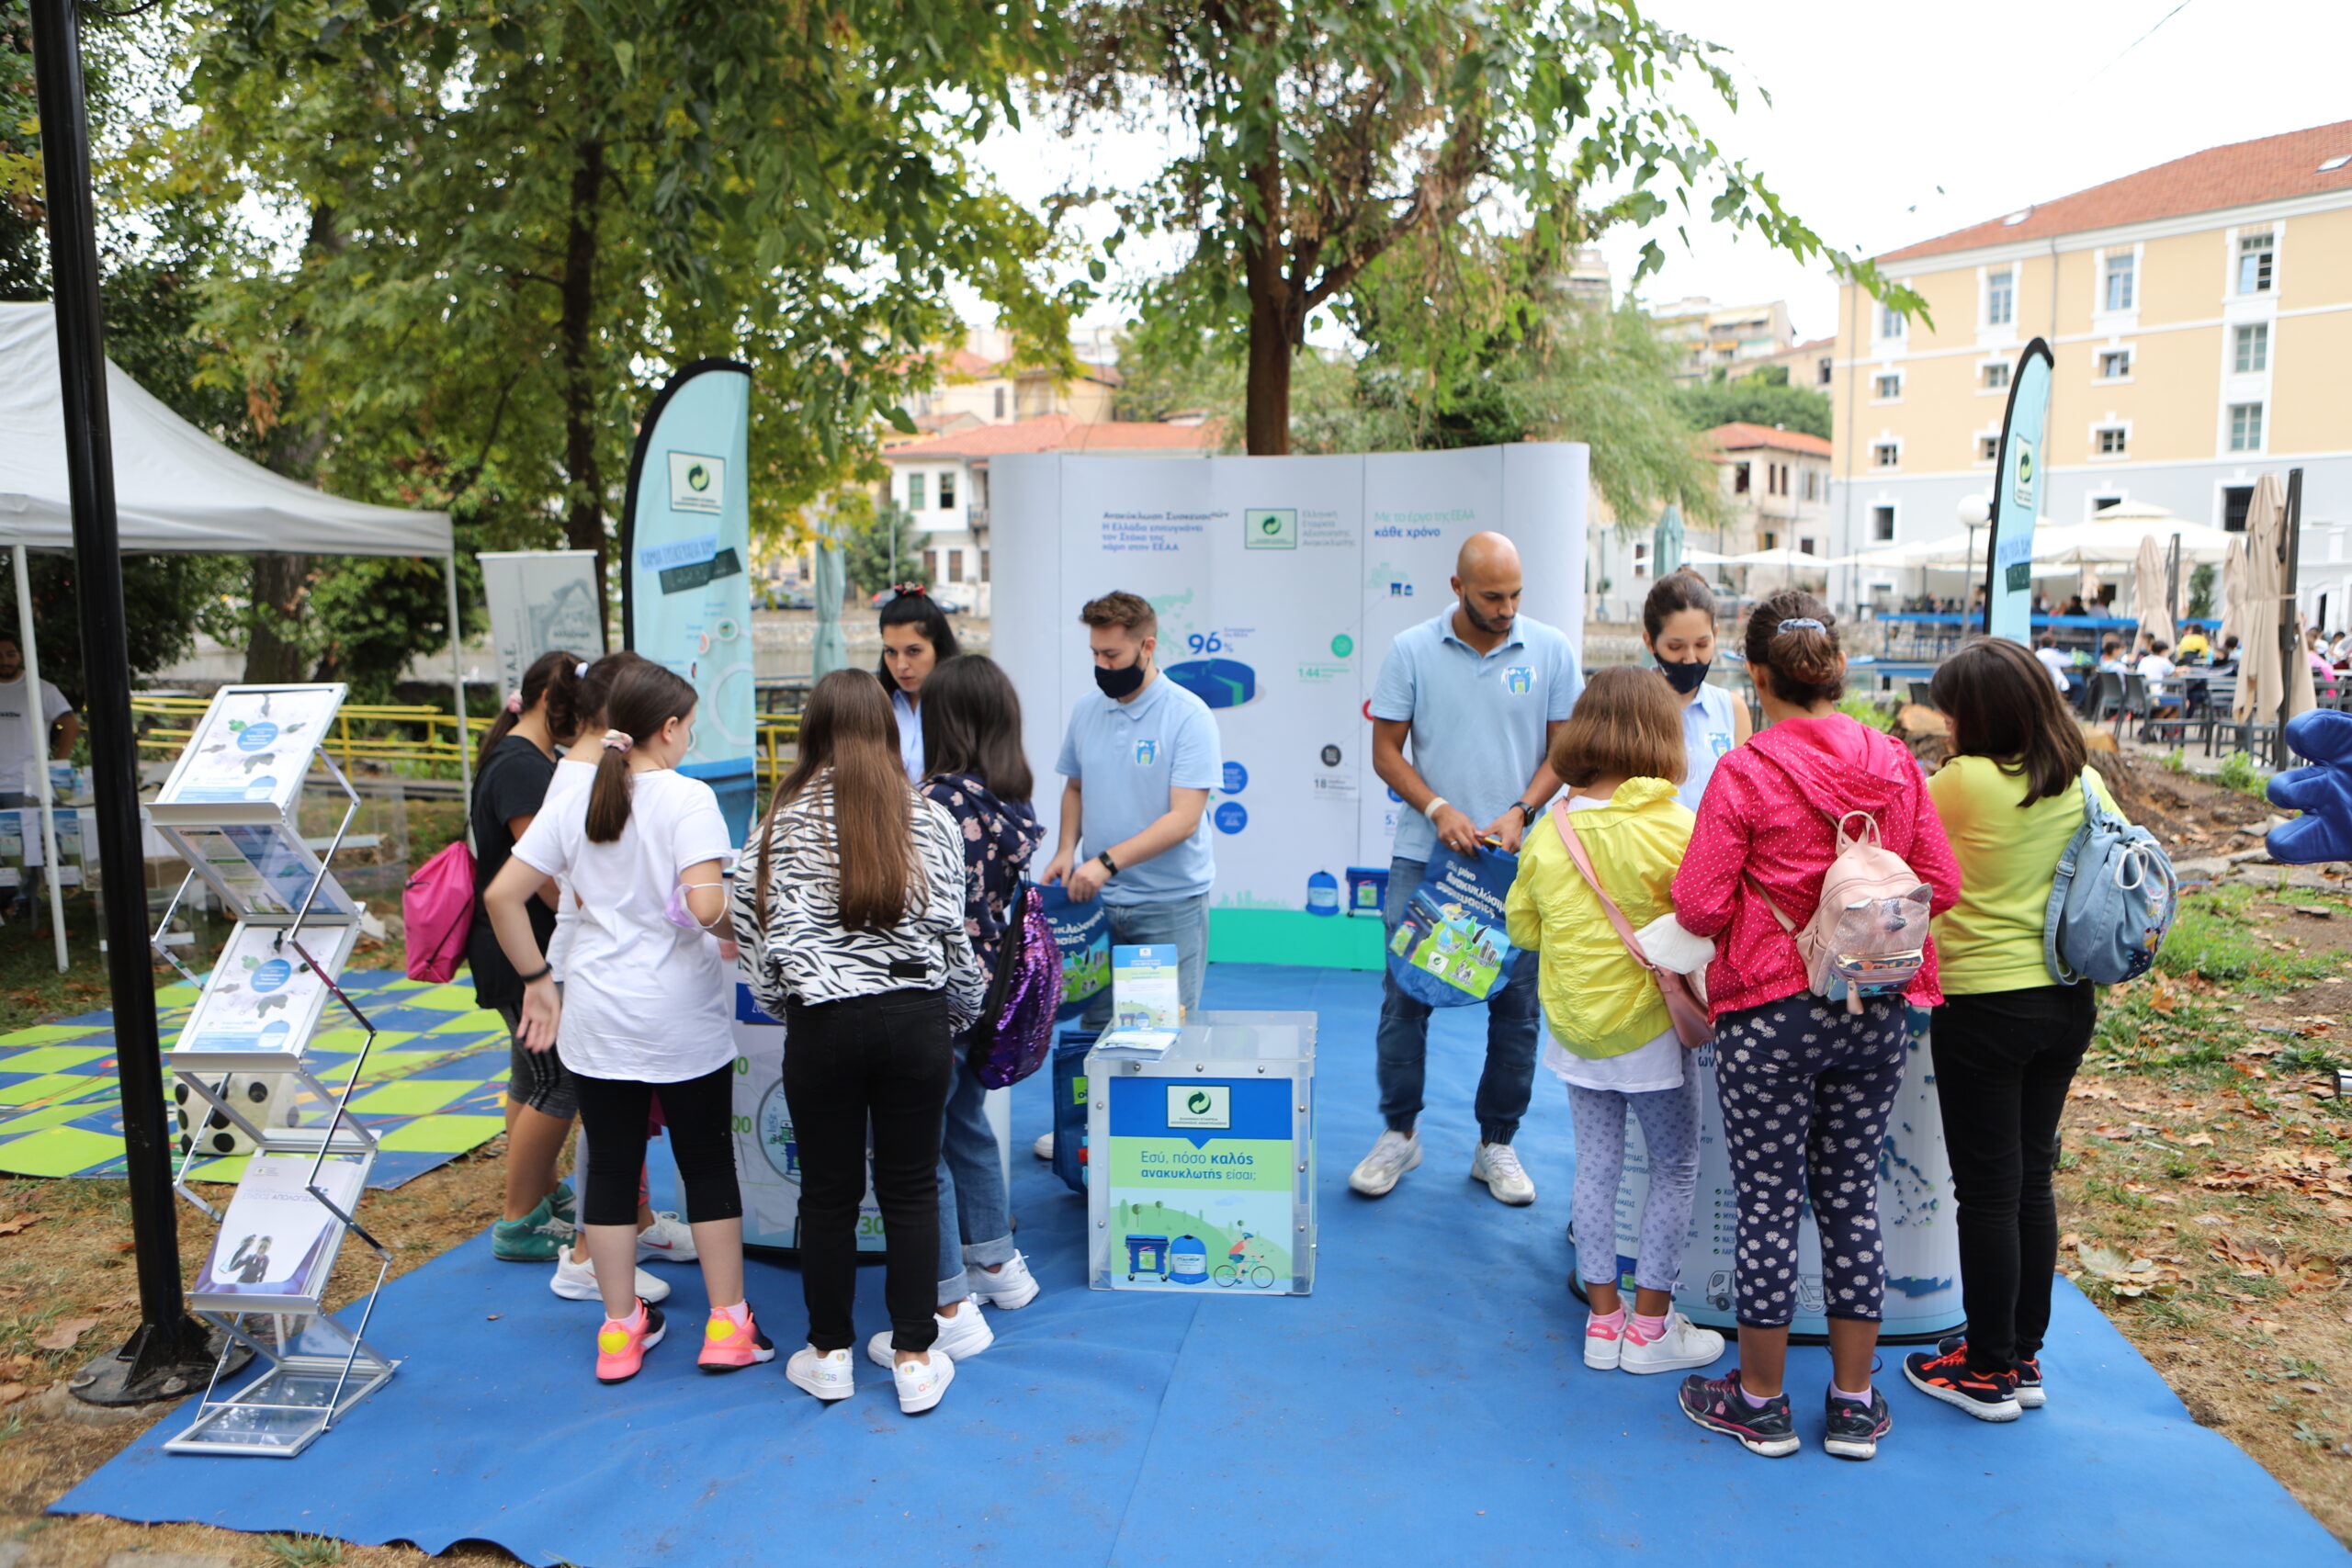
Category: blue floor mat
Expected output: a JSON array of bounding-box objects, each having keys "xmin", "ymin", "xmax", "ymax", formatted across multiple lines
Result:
[{"xmin": 55, "ymin": 964, "xmax": 2346, "ymax": 1566}]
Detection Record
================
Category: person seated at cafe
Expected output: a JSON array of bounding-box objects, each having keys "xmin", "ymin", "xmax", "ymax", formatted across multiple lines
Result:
[
  {"xmin": 2210, "ymin": 635, "xmax": 2241, "ymax": 675},
  {"xmin": 2138, "ymin": 639, "xmax": 2185, "ymax": 716},
  {"xmin": 2175, "ymin": 626, "xmax": 2210, "ymax": 662},
  {"xmin": 2060, "ymin": 595, "xmax": 2088, "ymax": 618}
]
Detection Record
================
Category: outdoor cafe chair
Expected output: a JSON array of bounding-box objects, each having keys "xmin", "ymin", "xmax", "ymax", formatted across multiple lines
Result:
[{"xmin": 2091, "ymin": 671, "xmax": 2125, "ymax": 724}]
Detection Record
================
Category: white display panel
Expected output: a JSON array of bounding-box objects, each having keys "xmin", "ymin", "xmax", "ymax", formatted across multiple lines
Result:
[{"xmin": 153, "ymin": 684, "xmax": 346, "ymax": 816}]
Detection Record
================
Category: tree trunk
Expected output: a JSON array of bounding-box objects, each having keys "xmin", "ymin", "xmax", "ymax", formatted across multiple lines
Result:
[
  {"xmin": 241, "ymin": 553, "xmax": 310, "ymax": 683},
  {"xmin": 560, "ymin": 130, "xmax": 607, "ymax": 615},
  {"xmin": 1240, "ymin": 152, "xmax": 1296, "ymax": 456}
]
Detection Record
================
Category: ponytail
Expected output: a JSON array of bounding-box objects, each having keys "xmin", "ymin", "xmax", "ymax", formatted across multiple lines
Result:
[
  {"xmin": 1743, "ymin": 589, "xmax": 1845, "ymax": 708},
  {"xmin": 475, "ymin": 649, "xmax": 584, "ymax": 772},
  {"xmin": 582, "ymin": 662, "xmax": 698, "ymax": 844}
]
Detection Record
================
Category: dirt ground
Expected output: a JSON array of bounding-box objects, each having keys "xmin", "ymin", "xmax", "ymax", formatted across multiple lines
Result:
[{"xmin": 0, "ymin": 751, "xmax": 2346, "ymax": 1563}]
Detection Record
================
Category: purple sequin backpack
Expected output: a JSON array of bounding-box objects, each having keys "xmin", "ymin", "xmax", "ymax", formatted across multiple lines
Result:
[{"xmin": 966, "ymin": 882, "xmax": 1064, "ymax": 1089}]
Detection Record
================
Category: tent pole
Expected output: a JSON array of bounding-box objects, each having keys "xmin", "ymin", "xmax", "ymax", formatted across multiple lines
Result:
[
  {"xmin": 30, "ymin": 0, "xmax": 222, "ymax": 1404},
  {"xmin": 2278, "ymin": 469, "xmax": 2303, "ymax": 772},
  {"xmin": 446, "ymin": 551, "xmax": 472, "ymax": 800},
  {"xmin": 12, "ymin": 547, "xmax": 67, "ymax": 974}
]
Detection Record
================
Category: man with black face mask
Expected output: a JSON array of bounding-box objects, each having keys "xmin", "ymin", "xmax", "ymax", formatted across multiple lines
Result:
[{"xmin": 1045, "ymin": 591, "xmax": 1221, "ymax": 1029}]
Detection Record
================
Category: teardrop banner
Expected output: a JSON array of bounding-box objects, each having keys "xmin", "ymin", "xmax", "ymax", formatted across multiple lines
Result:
[
  {"xmin": 619, "ymin": 359, "xmax": 758, "ymax": 840},
  {"xmin": 1984, "ymin": 337, "xmax": 2054, "ymax": 646}
]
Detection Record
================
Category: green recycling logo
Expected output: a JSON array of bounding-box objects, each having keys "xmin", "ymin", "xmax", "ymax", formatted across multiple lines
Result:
[
  {"xmin": 687, "ymin": 462, "xmax": 711, "ymax": 492},
  {"xmin": 1187, "ymin": 1090, "xmax": 1212, "ymax": 1115}
]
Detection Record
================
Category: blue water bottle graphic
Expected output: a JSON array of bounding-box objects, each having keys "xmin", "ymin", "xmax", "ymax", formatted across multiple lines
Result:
[{"xmin": 1305, "ymin": 868, "xmax": 1340, "ymax": 917}]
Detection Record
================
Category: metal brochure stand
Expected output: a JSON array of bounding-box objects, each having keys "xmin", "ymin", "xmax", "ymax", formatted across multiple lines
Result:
[{"xmin": 143, "ymin": 684, "xmax": 399, "ymax": 1457}]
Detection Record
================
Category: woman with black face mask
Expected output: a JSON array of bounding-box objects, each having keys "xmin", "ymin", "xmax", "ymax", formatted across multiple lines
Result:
[{"xmin": 1641, "ymin": 570, "xmax": 1750, "ymax": 809}]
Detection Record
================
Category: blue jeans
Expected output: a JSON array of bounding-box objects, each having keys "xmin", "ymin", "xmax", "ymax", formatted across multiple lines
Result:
[
  {"xmin": 1078, "ymin": 892, "xmax": 1210, "ymax": 1030},
  {"xmin": 1376, "ymin": 856, "xmax": 1541, "ymax": 1145},
  {"xmin": 933, "ymin": 1054, "xmax": 1015, "ymax": 1304}
]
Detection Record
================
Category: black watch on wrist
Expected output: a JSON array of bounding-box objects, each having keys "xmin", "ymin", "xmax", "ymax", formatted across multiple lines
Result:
[
  {"xmin": 1515, "ymin": 800, "xmax": 1541, "ymax": 827},
  {"xmin": 1096, "ymin": 850, "xmax": 1119, "ymax": 877}
]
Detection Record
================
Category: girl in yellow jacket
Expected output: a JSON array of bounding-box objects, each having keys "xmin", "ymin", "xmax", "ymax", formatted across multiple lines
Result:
[{"xmin": 1505, "ymin": 667, "xmax": 1724, "ymax": 1377}]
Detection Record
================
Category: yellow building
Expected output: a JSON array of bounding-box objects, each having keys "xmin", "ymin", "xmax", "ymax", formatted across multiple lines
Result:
[{"xmin": 1827, "ymin": 119, "xmax": 2352, "ymax": 604}]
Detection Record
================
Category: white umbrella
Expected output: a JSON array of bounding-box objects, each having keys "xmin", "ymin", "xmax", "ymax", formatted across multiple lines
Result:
[
  {"xmin": 2234, "ymin": 474, "xmax": 2318, "ymax": 729},
  {"xmin": 2132, "ymin": 534, "xmax": 2174, "ymax": 651},
  {"xmin": 2033, "ymin": 518, "xmax": 2233, "ymax": 569}
]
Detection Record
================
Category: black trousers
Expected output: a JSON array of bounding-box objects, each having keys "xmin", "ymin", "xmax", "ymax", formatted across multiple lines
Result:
[
  {"xmin": 783, "ymin": 987, "xmax": 955, "ymax": 1354},
  {"xmin": 1931, "ymin": 983, "xmax": 2097, "ymax": 1371},
  {"xmin": 569, "ymin": 1059, "xmax": 742, "ymax": 1229}
]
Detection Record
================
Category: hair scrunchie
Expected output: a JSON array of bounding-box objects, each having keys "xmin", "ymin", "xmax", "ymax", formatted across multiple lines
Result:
[
  {"xmin": 602, "ymin": 729, "xmax": 634, "ymax": 754},
  {"xmin": 503, "ymin": 691, "xmax": 524, "ymax": 714},
  {"xmin": 1778, "ymin": 617, "xmax": 1826, "ymax": 634},
  {"xmin": 575, "ymin": 660, "xmax": 589, "ymax": 679}
]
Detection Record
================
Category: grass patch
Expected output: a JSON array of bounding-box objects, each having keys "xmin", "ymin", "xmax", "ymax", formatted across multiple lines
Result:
[
  {"xmin": 2156, "ymin": 886, "xmax": 2333, "ymax": 995},
  {"xmin": 262, "ymin": 1534, "xmax": 345, "ymax": 1566},
  {"xmin": 2214, "ymin": 750, "xmax": 2267, "ymax": 796}
]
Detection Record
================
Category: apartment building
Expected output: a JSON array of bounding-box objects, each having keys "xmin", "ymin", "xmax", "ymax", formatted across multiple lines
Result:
[
  {"xmin": 1826, "ymin": 119, "xmax": 2352, "ymax": 604},
  {"xmin": 1585, "ymin": 422, "xmax": 1832, "ymax": 620},
  {"xmin": 1653, "ymin": 298, "xmax": 1797, "ymax": 383}
]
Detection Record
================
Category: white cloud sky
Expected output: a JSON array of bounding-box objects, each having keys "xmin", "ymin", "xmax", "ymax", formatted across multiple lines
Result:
[{"xmin": 971, "ymin": 0, "xmax": 2352, "ymax": 347}]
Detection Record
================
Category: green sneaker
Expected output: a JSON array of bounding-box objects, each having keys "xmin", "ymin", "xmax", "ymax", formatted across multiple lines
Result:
[
  {"xmin": 548, "ymin": 1180, "xmax": 577, "ymax": 1227},
  {"xmin": 493, "ymin": 1196, "xmax": 573, "ymax": 1262}
]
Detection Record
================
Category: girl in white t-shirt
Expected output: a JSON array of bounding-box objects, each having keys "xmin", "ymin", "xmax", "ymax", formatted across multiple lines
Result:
[{"xmin": 485, "ymin": 660, "xmax": 763, "ymax": 1385}]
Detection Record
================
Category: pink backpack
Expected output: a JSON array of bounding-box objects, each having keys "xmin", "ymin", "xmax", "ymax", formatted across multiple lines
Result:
[
  {"xmin": 403, "ymin": 838, "xmax": 476, "ymax": 983},
  {"xmin": 1751, "ymin": 811, "xmax": 1932, "ymax": 1013}
]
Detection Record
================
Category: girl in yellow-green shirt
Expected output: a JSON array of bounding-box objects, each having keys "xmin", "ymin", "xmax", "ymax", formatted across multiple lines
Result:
[
  {"xmin": 1506, "ymin": 667, "xmax": 1724, "ymax": 1379},
  {"xmin": 1906, "ymin": 637, "xmax": 2125, "ymax": 1426}
]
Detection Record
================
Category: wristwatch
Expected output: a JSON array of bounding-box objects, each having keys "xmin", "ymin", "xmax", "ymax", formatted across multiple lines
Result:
[
  {"xmin": 1514, "ymin": 800, "xmax": 1541, "ymax": 827},
  {"xmin": 1096, "ymin": 850, "xmax": 1119, "ymax": 877}
]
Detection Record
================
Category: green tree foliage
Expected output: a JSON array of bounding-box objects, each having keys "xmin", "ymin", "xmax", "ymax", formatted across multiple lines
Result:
[
  {"xmin": 834, "ymin": 493, "xmax": 934, "ymax": 602},
  {"xmin": 162, "ymin": 0, "xmax": 1079, "ymax": 597},
  {"xmin": 1675, "ymin": 366, "xmax": 1833, "ymax": 441},
  {"xmin": 1055, "ymin": 0, "xmax": 1919, "ymax": 453}
]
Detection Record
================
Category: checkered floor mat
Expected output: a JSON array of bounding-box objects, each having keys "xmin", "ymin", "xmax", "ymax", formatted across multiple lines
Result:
[{"xmin": 0, "ymin": 970, "xmax": 509, "ymax": 1189}]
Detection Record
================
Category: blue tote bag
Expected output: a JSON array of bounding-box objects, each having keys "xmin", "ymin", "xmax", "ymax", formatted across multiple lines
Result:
[
  {"xmin": 1383, "ymin": 844, "xmax": 1525, "ymax": 1007},
  {"xmin": 1035, "ymin": 884, "xmax": 1111, "ymax": 1022}
]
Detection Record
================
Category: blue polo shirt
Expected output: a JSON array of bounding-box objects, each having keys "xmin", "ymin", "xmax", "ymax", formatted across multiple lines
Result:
[
  {"xmin": 1371, "ymin": 610, "xmax": 1582, "ymax": 863},
  {"xmin": 1056, "ymin": 672, "xmax": 1222, "ymax": 906}
]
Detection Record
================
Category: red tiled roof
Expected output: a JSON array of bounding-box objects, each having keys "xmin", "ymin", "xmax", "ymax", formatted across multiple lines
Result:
[
  {"xmin": 941, "ymin": 348, "xmax": 1001, "ymax": 379},
  {"xmin": 879, "ymin": 414, "xmax": 1219, "ymax": 461},
  {"xmin": 1707, "ymin": 422, "xmax": 1832, "ymax": 457},
  {"xmin": 1880, "ymin": 119, "xmax": 2352, "ymax": 264}
]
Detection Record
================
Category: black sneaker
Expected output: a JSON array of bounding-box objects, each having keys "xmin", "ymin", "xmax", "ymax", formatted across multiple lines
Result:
[
  {"xmin": 1679, "ymin": 1369, "xmax": 1800, "ymax": 1458},
  {"xmin": 1935, "ymin": 1333, "xmax": 2041, "ymax": 1411},
  {"xmin": 1905, "ymin": 1343, "xmax": 2020, "ymax": 1421},
  {"xmin": 1824, "ymin": 1384, "xmax": 1894, "ymax": 1461}
]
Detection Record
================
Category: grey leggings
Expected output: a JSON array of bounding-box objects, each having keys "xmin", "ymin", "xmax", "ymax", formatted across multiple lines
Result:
[
  {"xmin": 1713, "ymin": 994, "xmax": 1907, "ymax": 1329},
  {"xmin": 1567, "ymin": 1075, "xmax": 1701, "ymax": 1294}
]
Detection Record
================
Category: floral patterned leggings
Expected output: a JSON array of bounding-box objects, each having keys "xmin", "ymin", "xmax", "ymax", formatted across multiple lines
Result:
[{"xmin": 1713, "ymin": 994, "xmax": 1907, "ymax": 1329}]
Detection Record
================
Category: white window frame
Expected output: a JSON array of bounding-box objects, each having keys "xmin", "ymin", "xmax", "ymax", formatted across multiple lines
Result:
[
  {"xmin": 1875, "ymin": 297, "xmax": 1907, "ymax": 343},
  {"xmin": 1870, "ymin": 503, "xmax": 1897, "ymax": 543},
  {"xmin": 1981, "ymin": 265, "xmax": 2016, "ymax": 331},
  {"xmin": 1973, "ymin": 428, "xmax": 2000, "ymax": 467},
  {"xmin": 1978, "ymin": 358, "xmax": 2011, "ymax": 395},
  {"xmin": 2089, "ymin": 420, "xmax": 2132, "ymax": 461},
  {"xmin": 2235, "ymin": 228, "xmax": 2277, "ymax": 297},
  {"xmin": 2226, "ymin": 401, "xmax": 2265, "ymax": 455},
  {"xmin": 1871, "ymin": 436, "xmax": 1903, "ymax": 471},
  {"xmin": 2232, "ymin": 321, "xmax": 2269, "ymax": 376},
  {"xmin": 2092, "ymin": 243, "xmax": 2142, "ymax": 326},
  {"xmin": 1871, "ymin": 369, "xmax": 1904, "ymax": 404},
  {"xmin": 2086, "ymin": 493, "xmax": 2127, "ymax": 520},
  {"xmin": 905, "ymin": 471, "xmax": 927, "ymax": 512},
  {"xmin": 938, "ymin": 468, "xmax": 957, "ymax": 511},
  {"xmin": 2095, "ymin": 344, "xmax": 2133, "ymax": 383}
]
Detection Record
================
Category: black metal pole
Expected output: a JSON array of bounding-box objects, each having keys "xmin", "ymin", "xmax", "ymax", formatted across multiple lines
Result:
[{"xmin": 30, "ymin": 0, "xmax": 222, "ymax": 1404}]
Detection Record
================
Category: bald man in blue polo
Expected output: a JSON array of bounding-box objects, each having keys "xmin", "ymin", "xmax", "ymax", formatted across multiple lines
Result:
[{"xmin": 1354, "ymin": 532, "xmax": 1580, "ymax": 1206}]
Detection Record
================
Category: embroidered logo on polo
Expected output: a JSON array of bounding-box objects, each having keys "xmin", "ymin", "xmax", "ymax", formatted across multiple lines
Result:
[
  {"xmin": 1713, "ymin": 733, "xmax": 1732, "ymax": 757},
  {"xmin": 1134, "ymin": 739, "xmax": 1160, "ymax": 765},
  {"xmin": 1503, "ymin": 666, "xmax": 1535, "ymax": 695}
]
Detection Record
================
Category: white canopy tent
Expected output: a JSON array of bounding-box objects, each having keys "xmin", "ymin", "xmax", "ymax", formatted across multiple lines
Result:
[{"xmin": 0, "ymin": 303, "xmax": 463, "ymax": 968}]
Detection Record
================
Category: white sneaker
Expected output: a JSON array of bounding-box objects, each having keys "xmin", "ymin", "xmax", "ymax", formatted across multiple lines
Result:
[
  {"xmin": 636, "ymin": 1210, "xmax": 697, "ymax": 1264},
  {"xmin": 1348, "ymin": 1129, "xmax": 1422, "ymax": 1197},
  {"xmin": 1584, "ymin": 1313, "xmax": 1625, "ymax": 1371},
  {"xmin": 1033, "ymin": 1131, "xmax": 1055, "ymax": 1161},
  {"xmin": 1470, "ymin": 1141, "xmax": 1536, "ymax": 1205},
  {"xmin": 786, "ymin": 1345, "xmax": 855, "ymax": 1402},
  {"xmin": 973, "ymin": 1251, "xmax": 1040, "ymax": 1310},
  {"xmin": 868, "ymin": 1295, "xmax": 993, "ymax": 1367},
  {"xmin": 1619, "ymin": 1314, "xmax": 1726, "ymax": 1375},
  {"xmin": 894, "ymin": 1348, "xmax": 956, "ymax": 1414},
  {"xmin": 550, "ymin": 1252, "xmax": 671, "ymax": 1303}
]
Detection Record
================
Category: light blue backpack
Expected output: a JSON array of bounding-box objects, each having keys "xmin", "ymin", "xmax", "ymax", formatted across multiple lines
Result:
[{"xmin": 2043, "ymin": 773, "xmax": 2177, "ymax": 986}]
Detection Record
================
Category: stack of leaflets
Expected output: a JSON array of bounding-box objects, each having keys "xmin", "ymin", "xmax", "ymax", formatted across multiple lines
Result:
[
  {"xmin": 191, "ymin": 1153, "xmax": 368, "ymax": 1301},
  {"xmin": 1091, "ymin": 943, "xmax": 1182, "ymax": 1060}
]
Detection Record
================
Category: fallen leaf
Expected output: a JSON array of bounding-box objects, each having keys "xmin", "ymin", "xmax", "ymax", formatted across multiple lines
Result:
[
  {"xmin": 33, "ymin": 1315, "xmax": 96, "ymax": 1352},
  {"xmin": 2181, "ymin": 1134, "xmax": 2216, "ymax": 1148},
  {"xmin": 0, "ymin": 1213, "xmax": 44, "ymax": 1237},
  {"xmin": 0, "ymin": 1383, "xmax": 23, "ymax": 1406}
]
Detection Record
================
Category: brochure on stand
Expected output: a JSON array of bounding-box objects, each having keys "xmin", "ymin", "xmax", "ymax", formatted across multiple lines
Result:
[
  {"xmin": 153, "ymin": 684, "xmax": 345, "ymax": 815},
  {"xmin": 162, "ymin": 821, "xmax": 354, "ymax": 922},
  {"xmin": 191, "ymin": 1152, "xmax": 368, "ymax": 1302},
  {"xmin": 174, "ymin": 921, "xmax": 358, "ymax": 1066},
  {"xmin": 1092, "ymin": 943, "xmax": 1182, "ymax": 1060}
]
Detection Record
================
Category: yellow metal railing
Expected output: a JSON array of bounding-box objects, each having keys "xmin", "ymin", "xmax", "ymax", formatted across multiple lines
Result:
[{"xmin": 131, "ymin": 695, "xmax": 800, "ymax": 784}]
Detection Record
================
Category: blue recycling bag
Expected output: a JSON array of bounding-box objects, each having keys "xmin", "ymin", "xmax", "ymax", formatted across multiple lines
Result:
[
  {"xmin": 1036, "ymin": 884, "xmax": 1111, "ymax": 1021},
  {"xmin": 1383, "ymin": 843, "xmax": 1525, "ymax": 1007}
]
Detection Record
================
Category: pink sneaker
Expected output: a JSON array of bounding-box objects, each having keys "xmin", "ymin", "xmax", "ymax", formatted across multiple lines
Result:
[
  {"xmin": 595, "ymin": 1299, "xmax": 665, "ymax": 1384},
  {"xmin": 698, "ymin": 1303, "xmax": 776, "ymax": 1372}
]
